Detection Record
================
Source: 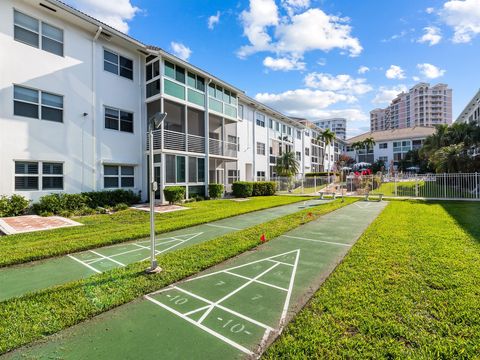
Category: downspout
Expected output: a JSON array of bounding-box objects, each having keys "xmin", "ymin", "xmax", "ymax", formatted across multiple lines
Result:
[
  {"xmin": 92, "ymin": 26, "xmax": 102, "ymax": 191},
  {"xmin": 205, "ymin": 79, "xmax": 212, "ymax": 196}
]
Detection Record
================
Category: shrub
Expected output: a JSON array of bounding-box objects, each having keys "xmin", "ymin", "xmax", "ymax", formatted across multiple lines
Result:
[
  {"xmin": 113, "ymin": 203, "xmax": 129, "ymax": 212},
  {"xmin": 208, "ymin": 184, "xmax": 224, "ymax": 199},
  {"xmin": 84, "ymin": 189, "xmax": 140, "ymax": 208},
  {"xmin": 163, "ymin": 186, "xmax": 185, "ymax": 204},
  {"xmin": 32, "ymin": 193, "xmax": 89, "ymax": 216},
  {"xmin": 0, "ymin": 195, "xmax": 30, "ymax": 217},
  {"xmin": 305, "ymin": 172, "xmax": 339, "ymax": 177},
  {"xmin": 253, "ymin": 181, "xmax": 276, "ymax": 196},
  {"xmin": 232, "ymin": 181, "xmax": 253, "ymax": 198}
]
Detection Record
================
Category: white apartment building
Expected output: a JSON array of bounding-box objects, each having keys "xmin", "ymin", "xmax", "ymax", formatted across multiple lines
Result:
[
  {"xmin": 370, "ymin": 83, "xmax": 452, "ymax": 131},
  {"xmin": 0, "ymin": 0, "xmax": 339, "ymax": 203},
  {"xmin": 346, "ymin": 127, "xmax": 435, "ymax": 169},
  {"xmin": 456, "ymin": 89, "xmax": 480, "ymax": 124},
  {"xmin": 312, "ymin": 118, "xmax": 347, "ymax": 140}
]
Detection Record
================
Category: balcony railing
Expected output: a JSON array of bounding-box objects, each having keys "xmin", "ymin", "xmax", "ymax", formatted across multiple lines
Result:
[{"xmin": 209, "ymin": 138, "xmax": 238, "ymax": 158}]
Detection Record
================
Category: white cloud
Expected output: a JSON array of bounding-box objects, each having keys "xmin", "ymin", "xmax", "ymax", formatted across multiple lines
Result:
[
  {"xmin": 238, "ymin": 0, "xmax": 279, "ymax": 57},
  {"xmin": 281, "ymin": 0, "xmax": 311, "ymax": 16},
  {"xmin": 412, "ymin": 76, "xmax": 420, "ymax": 81},
  {"xmin": 170, "ymin": 42, "xmax": 192, "ymax": 61},
  {"xmin": 358, "ymin": 66, "xmax": 370, "ymax": 74},
  {"xmin": 385, "ymin": 65, "xmax": 406, "ymax": 79},
  {"xmin": 263, "ymin": 56, "xmax": 306, "ymax": 71},
  {"xmin": 426, "ymin": 7, "xmax": 435, "ymax": 14},
  {"xmin": 441, "ymin": 0, "xmax": 480, "ymax": 43},
  {"xmin": 304, "ymin": 73, "xmax": 372, "ymax": 95},
  {"xmin": 418, "ymin": 26, "xmax": 442, "ymax": 45},
  {"xmin": 372, "ymin": 85, "xmax": 408, "ymax": 104},
  {"xmin": 417, "ymin": 63, "xmax": 446, "ymax": 78},
  {"xmin": 238, "ymin": 1, "xmax": 362, "ymax": 59},
  {"xmin": 208, "ymin": 11, "xmax": 221, "ymax": 30},
  {"xmin": 66, "ymin": 0, "xmax": 139, "ymax": 33}
]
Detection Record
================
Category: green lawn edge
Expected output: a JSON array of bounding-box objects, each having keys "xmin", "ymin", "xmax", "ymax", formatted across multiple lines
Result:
[
  {"xmin": 0, "ymin": 196, "xmax": 311, "ymax": 267},
  {"xmin": 0, "ymin": 198, "xmax": 357, "ymax": 355},
  {"xmin": 264, "ymin": 200, "xmax": 480, "ymax": 359}
]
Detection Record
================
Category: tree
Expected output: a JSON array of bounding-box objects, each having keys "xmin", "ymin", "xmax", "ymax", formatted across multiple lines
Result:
[
  {"xmin": 351, "ymin": 141, "xmax": 363, "ymax": 162},
  {"xmin": 275, "ymin": 151, "xmax": 299, "ymax": 177},
  {"xmin": 362, "ymin": 137, "xmax": 376, "ymax": 163},
  {"xmin": 318, "ymin": 129, "xmax": 336, "ymax": 183},
  {"xmin": 431, "ymin": 143, "xmax": 468, "ymax": 173}
]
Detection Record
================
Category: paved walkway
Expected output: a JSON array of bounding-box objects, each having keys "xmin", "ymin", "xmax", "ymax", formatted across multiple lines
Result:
[
  {"xmin": 5, "ymin": 201, "xmax": 387, "ymax": 359},
  {"xmin": 0, "ymin": 199, "xmax": 327, "ymax": 302}
]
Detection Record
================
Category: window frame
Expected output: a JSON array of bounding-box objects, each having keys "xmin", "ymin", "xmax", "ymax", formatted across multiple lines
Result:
[
  {"xmin": 256, "ymin": 142, "xmax": 266, "ymax": 155},
  {"xmin": 13, "ymin": 84, "xmax": 64, "ymax": 123},
  {"xmin": 14, "ymin": 160, "xmax": 64, "ymax": 191},
  {"xmin": 103, "ymin": 164, "xmax": 135, "ymax": 189},
  {"xmin": 103, "ymin": 106, "xmax": 134, "ymax": 134},
  {"xmin": 103, "ymin": 48, "xmax": 134, "ymax": 80}
]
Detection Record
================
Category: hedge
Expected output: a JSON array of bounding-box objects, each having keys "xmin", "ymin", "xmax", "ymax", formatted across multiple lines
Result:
[
  {"xmin": 305, "ymin": 172, "xmax": 340, "ymax": 177},
  {"xmin": 163, "ymin": 186, "xmax": 185, "ymax": 204},
  {"xmin": 232, "ymin": 181, "xmax": 253, "ymax": 198},
  {"xmin": 252, "ymin": 181, "xmax": 276, "ymax": 196},
  {"xmin": 208, "ymin": 184, "xmax": 224, "ymax": 199},
  {"xmin": 0, "ymin": 195, "xmax": 30, "ymax": 217}
]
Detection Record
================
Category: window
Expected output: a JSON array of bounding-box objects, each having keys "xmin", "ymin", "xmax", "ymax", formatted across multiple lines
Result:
[
  {"xmin": 282, "ymin": 124, "xmax": 286, "ymax": 133},
  {"xmin": 275, "ymin": 122, "xmax": 280, "ymax": 132},
  {"xmin": 257, "ymin": 171, "xmax": 266, "ymax": 181},
  {"xmin": 296, "ymin": 151, "xmax": 301, "ymax": 161},
  {"xmin": 228, "ymin": 170, "xmax": 239, "ymax": 184},
  {"xmin": 188, "ymin": 157, "xmax": 205, "ymax": 183},
  {"xmin": 104, "ymin": 107, "xmax": 134, "ymax": 133},
  {"xmin": 104, "ymin": 165, "xmax": 134, "ymax": 188},
  {"xmin": 238, "ymin": 104, "xmax": 244, "ymax": 120},
  {"xmin": 14, "ymin": 10, "xmax": 64, "ymax": 56},
  {"xmin": 104, "ymin": 49, "xmax": 133, "ymax": 80},
  {"xmin": 14, "ymin": 161, "xmax": 63, "ymax": 190},
  {"xmin": 256, "ymin": 142, "xmax": 266, "ymax": 155},
  {"xmin": 379, "ymin": 143, "xmax": 388, "ymax": 149},
  {"xmin": 14, "ymin": 85, "xmax": 63, "ymax": 122},
  {"xmin": 379, "ymin": 156, "xmax": 388, "ymax": 162},
  {"xmin": 165, "ymin": 155, "xmax": 188, "ymax": 183},
  {"xmin": 287, "ymin": 127, "xmax": 292, "ymax": 136},
  {"xmin": 269, "ymin": 119, "xmax": 273, "ymax": 129},
  {"xmin": 163, "ymin": 60, "xmax": 185, "ymax": 83},
  {"xmin": 305, "ymin": 147, "xmax": 310, "ymax": 156},
  {"xmin": 145, "ymin": 60, "xmax": 160, "ymax": 81},
  {"xmin": 187, "ymin": 72, "xmax": 205, "ymax": 91},
  {"xmin": 256, "ymin": 113, "xmax": 265, "ymax": 127},
  {"xmin": 176, "ymin": 156, "xmax": 186, "ymax": 183},
  {"xmin": 296, "ymin": 130, "xmax": 302, "ymax": 140}
]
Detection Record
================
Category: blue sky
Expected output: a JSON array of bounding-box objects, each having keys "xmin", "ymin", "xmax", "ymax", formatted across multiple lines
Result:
[{"xmin": 67, "ymin": 0, "xmax": 480, "ymax": 137}]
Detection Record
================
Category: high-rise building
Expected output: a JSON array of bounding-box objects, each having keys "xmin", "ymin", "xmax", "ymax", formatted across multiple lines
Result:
[
  {"xmin": 456, "ymin": 89, "xmax": 480, "ymax": 124},
  {"xmin": 370, "ymin": 83, "xmax": 452, "ymax": 131},
  {"xmin": 312, "ymin": 118, "xmax": 347, "ymax": 140}
]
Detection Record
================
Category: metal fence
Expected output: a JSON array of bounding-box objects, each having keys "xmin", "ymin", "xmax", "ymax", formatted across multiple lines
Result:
[{"xmin": 273, "ymin": 173, "xmax": 480, "ymax": 200}]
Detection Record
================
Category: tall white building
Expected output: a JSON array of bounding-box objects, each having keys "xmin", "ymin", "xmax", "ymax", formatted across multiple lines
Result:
[
  {"xmin": 370, "ymin": 83, "xmax": 452, "ymax": 131},
  {"xmin": 312, "ymin": 118, "xmax": 347, "ymax": 140},
  {"xmin": 456, "ymin": 89, "xmax": 480, "ymax": 124},
  {"xmin": 0, "ymin": 0, "xmax": 340, "ymax": 203}
]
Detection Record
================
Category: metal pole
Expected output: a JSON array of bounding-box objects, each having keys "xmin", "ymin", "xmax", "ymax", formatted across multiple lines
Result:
[{"xmin": 148, "ymin": 128, "xmax": 160, "ymax": 272}]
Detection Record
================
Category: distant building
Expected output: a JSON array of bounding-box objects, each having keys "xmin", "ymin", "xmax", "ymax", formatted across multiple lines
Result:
[
  {"xmin": 312, "ymin": 118, "xmax": 347, "ymax": 140},
  {"xmin": 346, "ymin": 127, "xmax": 435, "ymax": 169},
  {"xmin": 456, "ymin": 89, "xmax": 480, "ymax": 124},
  {"xmin": 370, "ymin": 83, "xmax": 452, "ymax": 131}
]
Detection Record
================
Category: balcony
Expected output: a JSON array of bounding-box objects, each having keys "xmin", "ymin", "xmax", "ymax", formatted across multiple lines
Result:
[{"xmin": 147, "ymin": 129, "xmax": 237, "ymax": 158}]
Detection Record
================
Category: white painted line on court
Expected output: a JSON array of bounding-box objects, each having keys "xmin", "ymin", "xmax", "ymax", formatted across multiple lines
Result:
[
  {"xmin": 89, "ymin": 250, "xmax": 125, "ymax": 266},
  {"xmin": 266, "ymin": 259, "xmax": 294, "ymax": 267},
  {"xmin": 183, "ymin": 305, "xmax": 211, "ymax": 317},
  {"xmin": 224, "ymin": 271, "xmax": 288, "ymax": 292},
  {"xmin": 205, "ymin": 223, "xmax": 242, "ymax": 231},
  {"xmin": 67, "ymin": 254, "xmax": 101, "ymax": 274},
  {"xmin": 139, "ymin": 232, "xmax": 204, "ymax": 262},
  {"xmin": 281, "ymin": 235, "xmax": 352, "ymax": 247},
  {"xmin": 145, "ymin": 295, "xmax": 254, "ymax": 356},
  {"xmin": 279, "ymin": 250, "xmax": 300, "ymax": 326},
  {"xmin": 185, "ymin": 250, "xmax": 299, "ymax": 282}
]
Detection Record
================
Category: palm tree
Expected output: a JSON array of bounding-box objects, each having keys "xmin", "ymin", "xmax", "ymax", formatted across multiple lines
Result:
[
  {"xmin": 351, "ymin": 141, "xmax": 363, "ymax": 163},
  {"xmin": 431, "ymin": 143, "xmax": 467, "ymax": 173},
  {"xmin": 318, "ymin": 129, "xmax": 336, "ymax": 183},
  {"xmin": 275, "ymin": 151, "xmax": 299, "ymax": 177},
  {"xmin": 362, "ymin": 137, "xmax": 376, "ymax": 163}
]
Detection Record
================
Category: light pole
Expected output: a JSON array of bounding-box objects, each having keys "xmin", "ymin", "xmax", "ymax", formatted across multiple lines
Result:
[{"xmin": 146, "ymin": 112, "xmax": 167, "ymax": 274}]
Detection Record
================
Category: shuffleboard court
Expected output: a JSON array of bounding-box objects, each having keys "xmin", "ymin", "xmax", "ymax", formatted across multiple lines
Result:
[
  {"xmin": 0, "ymin": 199, "xmax": 327, "ymax": 302},
  {"xmin": 5, "ymin": 201, "xmax": 387, "ymax": 360}
]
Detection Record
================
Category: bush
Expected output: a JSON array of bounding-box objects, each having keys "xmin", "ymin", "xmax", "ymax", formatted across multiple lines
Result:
[
  {"xmin": 0, "ymin": 195, "xmax": 30, "ymax": 217},
  {"xmin": 208, "ymin": 184, "xmax": 224, "ymax": 199},
  {"xmin": 113, "ymin": 203, "xmax": 129, "ymax": 212},
  {"xmin": 232, "ymin": 181, "xmax": 253, "ymax": 198},
  {"xmin": 84, "ymin": 189, "xmax": 140, "ymax": 208},
  {"xmin": 163, "ymin": 186, "xmax": 185, "ymax": 204},
  {"xmin": 252, "ymin": 181, "xmax": 276, "ymax": 196},
  {"xmin": 32, "ymin": 193, "xmax": 89, "ymax": 216},
  {"xmin": 305, "ymin": 172, "xmax": 339, "ymax": 177}
]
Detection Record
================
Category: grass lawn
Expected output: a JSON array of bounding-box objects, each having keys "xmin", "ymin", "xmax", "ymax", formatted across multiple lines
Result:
[
  {"xmin": 264, "ymin": 200, "xmax": 480, "ymax": 359},
  {"xmin": 372, "ymin": 180, "xmax": 477, "ymax": 199},
  {"xmin": 0, "ymin": 198, "xmax": 356, "ymax": 355},
  {"xmin": 0, "ymin": 196, "xmax": 311, "ymax": 267}
]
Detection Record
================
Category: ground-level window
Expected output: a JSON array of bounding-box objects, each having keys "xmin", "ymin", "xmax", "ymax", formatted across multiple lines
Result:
[
  {"xmin": 14, "ymin": 161, "xmax": 63, "ymax": 190},
  {"xmin": 188, "ymin": 157, "xmax": 205, "ymax": 183},
  {"xmin": 378, "ymin": 156, "xmax": 388, "ymax": 163},
  {"xmin": 165, "ymin": 155, "xmax": 192, "ymax": 184},
  {"xmin": 257, "ymin": 171, "xmax": 266, "ymax": 181},
  {"xmin": 104, "ymin": 165, "xmax": 134, "ymax": 188},
  {"xmin": 227, "ymin": 169, "xmax": 239, "ymax": 184}
]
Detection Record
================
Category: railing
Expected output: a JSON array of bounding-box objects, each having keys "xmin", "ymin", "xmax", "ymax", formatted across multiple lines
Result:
[
  {"xmin": 146, "ymin": 129, "xmax": 205, "ymax": 154},
  {"xmin": 187, "ymin": 134, "xmax": 205, "ymax": 153},
  {"xmin": 164, "ymin": 130, "xmax": 185, "ymax": 151},
  {"xmin": 208, "ymin": 138, "xmax": 238, "ymax": 158}
]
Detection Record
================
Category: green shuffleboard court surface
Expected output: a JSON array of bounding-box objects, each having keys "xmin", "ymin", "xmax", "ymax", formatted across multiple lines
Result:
[
  {"xmin": 0, "ymin": 199, "xmax": 329, "ymax": 302},
  {"xmin": 5, "ymin": 201, "xmax": 387, "ymax": 359}
]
